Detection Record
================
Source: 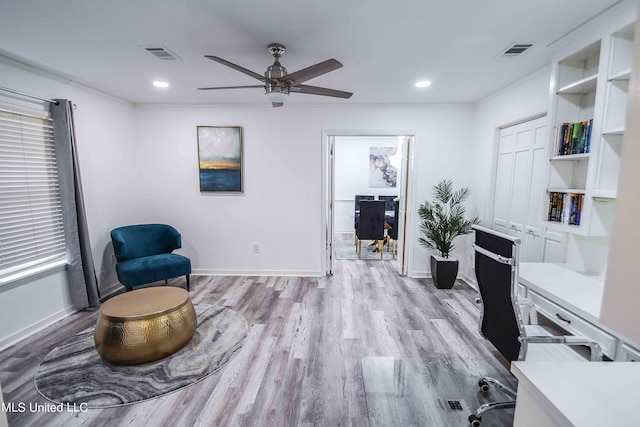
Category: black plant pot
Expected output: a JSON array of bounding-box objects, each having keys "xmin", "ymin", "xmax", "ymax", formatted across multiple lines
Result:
[{"xmin": 430, "ymin": 255, "xmax": 459, "ymax": 289}]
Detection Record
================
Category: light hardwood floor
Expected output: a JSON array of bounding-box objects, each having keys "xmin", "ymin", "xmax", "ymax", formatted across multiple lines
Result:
[{"xmin": 0, "ymin": 260, "xmax": 511, "ymax": 426}]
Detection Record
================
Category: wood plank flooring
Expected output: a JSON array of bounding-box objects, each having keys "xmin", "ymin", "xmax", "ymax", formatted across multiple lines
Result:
[{"xmin": 0, "ymin": 259, "xmax": 511, "ymax": 427}]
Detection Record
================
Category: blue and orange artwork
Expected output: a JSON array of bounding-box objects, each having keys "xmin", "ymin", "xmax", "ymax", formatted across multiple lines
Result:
[{"xmin": 197, "ymin": 126, "xmax": 243, "ymax": 192}]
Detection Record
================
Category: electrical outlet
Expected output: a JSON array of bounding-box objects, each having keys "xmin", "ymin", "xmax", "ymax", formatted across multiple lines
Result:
[{"xmin": 252, "ymin": 244, "xmax": 260, "ymax": 254}]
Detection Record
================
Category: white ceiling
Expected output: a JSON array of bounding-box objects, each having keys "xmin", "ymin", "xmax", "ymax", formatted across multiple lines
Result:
[{"xmin": 0, "ymin": 0, "xmax": 623, "ymax": 105}]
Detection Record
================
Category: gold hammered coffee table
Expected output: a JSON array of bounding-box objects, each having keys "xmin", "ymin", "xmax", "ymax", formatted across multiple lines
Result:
[{"xmin": 94, "ymin": 286, "xmax": 196, "ymax": 365}]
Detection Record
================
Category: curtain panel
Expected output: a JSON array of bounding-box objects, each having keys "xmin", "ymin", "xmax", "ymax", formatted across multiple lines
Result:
[{"xmin": 51, "ymin": 100, "xmax": 100, "ymax": 308}]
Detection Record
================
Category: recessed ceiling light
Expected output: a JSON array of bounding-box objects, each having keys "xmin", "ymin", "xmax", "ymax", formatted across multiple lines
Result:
[
  {"xmin": 153, "ymin": 81, "xmax": 169, "ymax": 88},
  {"xmin": 415, "ymin": 80, "xmax": 432, "ymax": 88}
]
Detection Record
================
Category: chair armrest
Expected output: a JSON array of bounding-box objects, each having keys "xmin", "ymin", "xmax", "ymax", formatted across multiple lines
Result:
[{"xmin": 519, "ymin": 335, "xmax": 603, "ymax": 361}]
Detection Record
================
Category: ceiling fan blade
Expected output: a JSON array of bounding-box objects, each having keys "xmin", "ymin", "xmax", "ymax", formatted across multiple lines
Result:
[
  {"xmin": 291, "ymin": 84, "xmax": 353, "ymax": 99},
  {"xmin": 198, "ymin": 85, "xmax": 264, "ymax": 90},
  {"xmin": 204, "ymin": 55, "xmax": 276, "ymax": 84},
  {"xmin": 272, "ymin": 102, "xmax": 284, "ymax": 108},
  {"xmin": 279, "ymin": 59, "xmax": 343, "ymax": 85}
]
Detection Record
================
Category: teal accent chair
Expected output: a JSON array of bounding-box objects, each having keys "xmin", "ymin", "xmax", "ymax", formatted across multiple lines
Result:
[{"xmin": 110, "ymin": 224, "xmax": 191, "ymax": 291}]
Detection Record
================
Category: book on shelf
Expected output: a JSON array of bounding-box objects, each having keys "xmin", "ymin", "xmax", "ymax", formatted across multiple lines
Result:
[
  {"xmin": 547, "ymin": 192, "xmax": 584, "ymax": 225},
  {"xmin": 553, "ymin": 119, "xmax": 593, "ymax": 156}
]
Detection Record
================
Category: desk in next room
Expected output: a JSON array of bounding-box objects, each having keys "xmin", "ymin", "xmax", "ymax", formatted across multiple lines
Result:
[{"xmin": 518, "ymin": 262, "xmax": 640, "ymax": 361}]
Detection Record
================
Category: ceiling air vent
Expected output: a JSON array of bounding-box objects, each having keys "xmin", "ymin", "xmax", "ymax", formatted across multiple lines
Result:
[
  {"xmin": 144, "ymin": 46, "xmax": 181, "ymax": 61},
  {"xmin": 499, "ymin": 43, "xmax": 534, "ymax": 57}
]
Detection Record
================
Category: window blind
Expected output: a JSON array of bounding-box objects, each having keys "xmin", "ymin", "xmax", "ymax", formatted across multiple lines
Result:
[{"xmin": 0, "ymin": 108, "xmax": 66, "ymax": 280}]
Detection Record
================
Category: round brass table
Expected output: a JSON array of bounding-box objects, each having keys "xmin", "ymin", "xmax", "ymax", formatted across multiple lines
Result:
[{"xmin": 94, "ymin": 287, "xmax": 196, "ymax": 365}]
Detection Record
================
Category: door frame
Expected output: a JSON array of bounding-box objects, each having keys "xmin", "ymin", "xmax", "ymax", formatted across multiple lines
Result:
[{"xmin": 321, "ymin": 131, "xmax": 416, "ymax": 276}]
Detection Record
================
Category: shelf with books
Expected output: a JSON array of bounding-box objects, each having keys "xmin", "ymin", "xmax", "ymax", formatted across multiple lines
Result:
[
  {"xmin": 550, "ymin": 153, "xmax": 590, "ymax": 161},
  {"xmin": 552, "ymin": 120, "xmax": 593, "ymax": 156},
  {"xmin": 546, "ymin": 191, "xmax": 585, "ymax": 226}
]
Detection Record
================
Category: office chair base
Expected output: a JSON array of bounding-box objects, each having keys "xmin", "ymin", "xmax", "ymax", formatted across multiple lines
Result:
[
  {"xmin": 468, "ymin": 400, "xmax": 516, "ymax": 426},
  {"xmin": 478, "ymin": 376, "xmax": 516, "ymax": 397},
  {"xmin": 468, "ymin": 376, "xmax": 517, "ymax": 425}
]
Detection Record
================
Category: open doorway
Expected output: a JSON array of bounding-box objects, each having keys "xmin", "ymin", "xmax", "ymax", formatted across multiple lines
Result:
[{"xmin": 324, "ymin": 134, "xmax": 414, "ymax": 275}]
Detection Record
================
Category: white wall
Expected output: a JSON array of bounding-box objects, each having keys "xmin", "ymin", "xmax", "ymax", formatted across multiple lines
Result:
[
  {"xmin": 471, "ymin": 66, "xmax": 551, "ymax": 226},
  {"xmin": 133, "ymin": 104, "xmax": 476, "ymax": 277},
  {"xmin": 0, "ymin": 60, "xmax": 138, "ymax": 349},
  {"xmin": 334, "ymin": 136, "xmax": 399, "ymax": 233}
]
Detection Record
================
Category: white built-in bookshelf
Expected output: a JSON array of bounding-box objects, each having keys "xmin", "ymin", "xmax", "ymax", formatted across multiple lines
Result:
[{"xmin": 545, "ymin": 23, "xmax": 635, "ymax": 236}]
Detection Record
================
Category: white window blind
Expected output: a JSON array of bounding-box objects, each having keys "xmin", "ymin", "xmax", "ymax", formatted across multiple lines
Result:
[{"xmin": 0, "ymin": 108, "xmax": 66, "ymax": 280}]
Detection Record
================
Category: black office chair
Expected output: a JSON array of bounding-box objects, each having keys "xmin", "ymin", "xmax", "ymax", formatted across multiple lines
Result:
[
  {"xmin": 468, "ymin": 225, "xmax": 602, "ymax": 427},
  {"xmin": 355, "ymin": 200, "xmax": 385, "ymax": 259}
]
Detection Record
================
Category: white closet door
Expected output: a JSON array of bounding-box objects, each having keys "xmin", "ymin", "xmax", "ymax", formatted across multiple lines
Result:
[
  {"xmin": 493, "ymin": 127, "xmax": 516, "ymax": 234},
  {"xmin": 507, "ymin": 123, "xmax": 534, "ymax": 240},
  {"xmin": 493, "ymin": 116, "xmax": 554, "ymax": 263},
  {"xmin": 522, "ymin": 117, "xmax": 548, "ymax": 261}
]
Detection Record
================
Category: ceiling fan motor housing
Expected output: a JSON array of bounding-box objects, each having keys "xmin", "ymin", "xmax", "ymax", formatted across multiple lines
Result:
[{"xmin": 265, "ymin": 68, "xmax": 289, "ymax": 95}]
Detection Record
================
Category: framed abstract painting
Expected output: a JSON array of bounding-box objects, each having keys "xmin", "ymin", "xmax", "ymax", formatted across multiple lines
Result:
[
  {"xmin": 197, "ymin": 126, "xmax": 243, "ymax": 193},
  {"xmin": 369, "ymin": 146, "xmax": 398, "ymax": 188}
]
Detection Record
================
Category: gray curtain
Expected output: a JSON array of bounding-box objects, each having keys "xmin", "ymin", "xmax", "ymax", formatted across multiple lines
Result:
[{"xmin": 51, "ymin": 100, "xmax": 100, "ymax": 308}]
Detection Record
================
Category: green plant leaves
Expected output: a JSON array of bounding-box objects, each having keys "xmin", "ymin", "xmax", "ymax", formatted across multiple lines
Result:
[{"xmin": 417, "ymin": 179, "xmax": 480, "ymax": 258}]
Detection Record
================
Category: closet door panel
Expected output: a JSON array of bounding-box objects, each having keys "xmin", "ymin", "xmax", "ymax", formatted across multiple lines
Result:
[{"xmin": 493, "ymin": 128, "xmax": 516, "ymax": 234}]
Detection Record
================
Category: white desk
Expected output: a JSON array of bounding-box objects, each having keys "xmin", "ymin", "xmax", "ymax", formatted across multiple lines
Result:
[
  {"xmin": 519, "ymin": 263, "xmax": 604, "ymax": 324},
  {"xmin": 518, "ymin": 262, "xmax": 640, "ymax": 361},
  {"xmin": 511, "ymin": 361, "xmax": 640, "ymax": 426}
]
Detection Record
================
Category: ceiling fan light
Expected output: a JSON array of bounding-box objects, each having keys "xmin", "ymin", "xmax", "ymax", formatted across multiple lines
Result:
[{"xmin": 265, "ymin": 91, "xmax": 289, "ymax": 103}]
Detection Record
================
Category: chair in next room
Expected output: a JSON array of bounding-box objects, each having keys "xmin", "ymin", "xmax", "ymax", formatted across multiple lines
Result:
[
  {"xmin": 355, "ymin": 200, "xmax": 386, "ymax": 259},
  {"xmin": 467, "ymin": 225, "xmax": 602, "ymax": 427},
  {"xmin": 110, "ymin": 223, "xmax": 192, "ymax": 292},
  {"xmin": 354, "ymin": 195, "xmax": 375, "ymax": 244}
]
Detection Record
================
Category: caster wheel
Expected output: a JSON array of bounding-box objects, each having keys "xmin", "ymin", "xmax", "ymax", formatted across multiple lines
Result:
[
  {"xmin": 478, "ymin": 379, "xmax": 490, "ymax": 392},
  {"xmin": 468, "ymin": 414, "xmax": 481, "ymax": 426}
]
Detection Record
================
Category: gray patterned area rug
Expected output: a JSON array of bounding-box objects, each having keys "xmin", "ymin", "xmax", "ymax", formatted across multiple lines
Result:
[{"xmin": 34, "ymin": 304, "xmax": 248, "ymax": 408}]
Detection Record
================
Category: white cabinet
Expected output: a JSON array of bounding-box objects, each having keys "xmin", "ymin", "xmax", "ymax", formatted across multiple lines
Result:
[{"xmin": 493, "ymin": 117, "xmax": 550, "ymax": 262}]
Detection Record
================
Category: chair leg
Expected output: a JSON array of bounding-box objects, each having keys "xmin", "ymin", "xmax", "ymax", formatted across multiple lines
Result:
[
  {"xmin": 468, "ymin": 376, "xmax": 518, "ymax": 426},
  {"xmin": 379, "ymin": 240, "xmax": 383, "ymax": 259},
  {"xmin": 357, "ymin": 239, "xmax": 362, "ymax": 259},
  {"xmin": 186, "ymin": 274, "xmax": 190, "ymax": 292}
]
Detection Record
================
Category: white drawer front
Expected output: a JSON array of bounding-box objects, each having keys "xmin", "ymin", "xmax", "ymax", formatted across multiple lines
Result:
[{"xmin": 528, "ymin": 290, "xmax": 617, "ymax": 358}]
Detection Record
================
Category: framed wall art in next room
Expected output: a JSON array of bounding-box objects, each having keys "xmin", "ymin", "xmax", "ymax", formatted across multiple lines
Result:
[{"xmin": 197, "ymin": 126, "xmax": 243, "ymax": 193}]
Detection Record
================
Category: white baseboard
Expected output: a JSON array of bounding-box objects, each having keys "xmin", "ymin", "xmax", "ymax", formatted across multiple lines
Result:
[
  {"xmin": 0, "ymin": 306, "xmax": 77, "ymax": 352},
  {"xmin": 192, "ymin": 269, "xmax": 323, "ymax": 277}
]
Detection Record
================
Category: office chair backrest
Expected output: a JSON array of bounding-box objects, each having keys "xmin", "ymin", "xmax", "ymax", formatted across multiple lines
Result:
[
  {"xmin": 357, "ymin": 200, "xmax": 386, "ymax": 240},
  {"xmin": 472, "ymin": 225, "xmax": 524, "ymax": 362}
]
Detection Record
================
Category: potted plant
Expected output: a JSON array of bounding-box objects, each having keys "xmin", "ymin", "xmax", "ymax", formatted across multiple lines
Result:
[{"xmin": 418, "ymin": 179, "xmax": 480, "ymax": 289}]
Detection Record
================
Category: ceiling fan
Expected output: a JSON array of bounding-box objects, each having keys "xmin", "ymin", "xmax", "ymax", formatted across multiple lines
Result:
[{"xmin": 198, "ymin": 43, "xmax": 353, "ymax": 107}]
